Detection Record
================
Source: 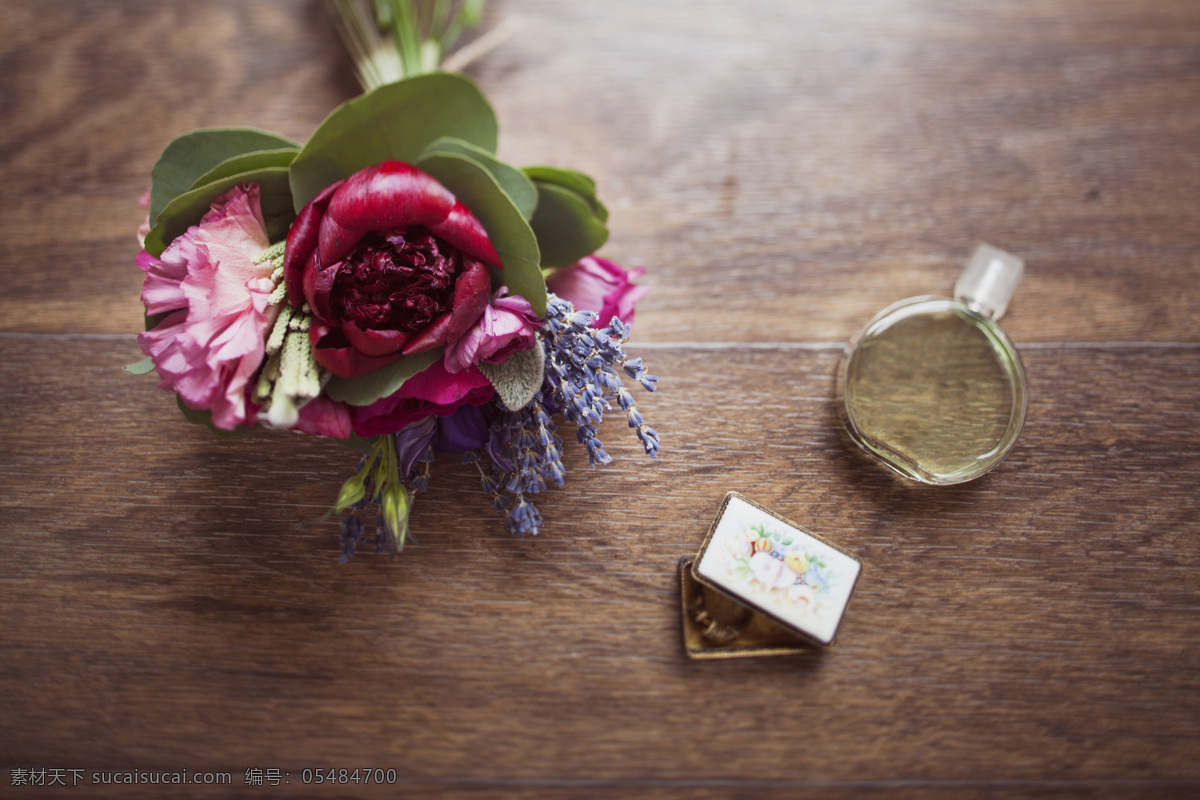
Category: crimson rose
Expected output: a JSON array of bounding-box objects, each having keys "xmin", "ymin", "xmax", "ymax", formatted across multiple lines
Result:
[{"xmin": 283, "ymin": 161, "xmax": 502, "ymax": 378}]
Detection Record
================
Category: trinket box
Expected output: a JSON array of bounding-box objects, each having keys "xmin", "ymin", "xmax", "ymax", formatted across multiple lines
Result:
[{"xmin": 681, "ymin": 493, "xmax": 863, "ymax": 659}]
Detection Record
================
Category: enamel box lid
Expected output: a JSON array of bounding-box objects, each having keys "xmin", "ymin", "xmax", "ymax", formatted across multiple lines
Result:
[{"xmin": 692, "ymin": 493, "xmax": 863, "ymax": 647}]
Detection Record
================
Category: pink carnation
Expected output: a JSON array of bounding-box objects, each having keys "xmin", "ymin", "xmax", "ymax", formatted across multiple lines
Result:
[
  {"xmin": 545, "ymin": 255, "xmax": 647, "ymax": 328},
  {"xmin": 443, "ymin": 286, "xmax": 542, "ymax": 374},
  {"xmin": 137, "ymin": 184, "xmax": 278, "ymax": 430}
]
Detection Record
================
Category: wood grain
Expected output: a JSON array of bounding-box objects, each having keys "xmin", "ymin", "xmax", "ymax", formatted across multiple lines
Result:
[
  {"xmin": 1, "ymin": 1, "xmax": 1198, "ymax": 343},
  {"xmin": 1, "ymin": 0, "xmax": 1199, "ymax": 796},
  {"xmin": 2, "ymin": 339, "xmax": 1199, "ymax": 797}
]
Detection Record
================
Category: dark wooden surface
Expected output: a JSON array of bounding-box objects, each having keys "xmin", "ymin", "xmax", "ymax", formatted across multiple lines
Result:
[{"xmin": 2, "ymin": 1, "xmax": 1199, "ymax": 797}]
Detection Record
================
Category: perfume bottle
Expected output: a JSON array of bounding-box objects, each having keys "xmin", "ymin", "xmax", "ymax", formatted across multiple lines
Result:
[{"xmin": 839, "ymin": 244, "xmax": 1028, "ymax": 485}]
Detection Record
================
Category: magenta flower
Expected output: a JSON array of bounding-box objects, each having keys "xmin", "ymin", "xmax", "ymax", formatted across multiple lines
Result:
[
  {"xmin": 292, "ymin": 397, "xmax": 353, "ymax": 440},
  {"xmin": 283, "ymin": 161, "xmax": 501, "ymax": 379},
  {"xmin": 545, "ymin": 255, "xmax": 647, "ymax": 328},
  {"xmin": 137, "ymin": 184, "xmax": 278, "ymax": 430},
  {"xmin": 443, "ymin": 286, "xmax": 542, "ymax": 374},
  {"xmin": 350, "ymin": 358, "xmax": 495, "ymax": 437}
]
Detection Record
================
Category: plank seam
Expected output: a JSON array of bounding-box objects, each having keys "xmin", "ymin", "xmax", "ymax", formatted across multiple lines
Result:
[{"xmin": 1, "ymin": 332, "xmax": 1198, "ymax": 350}]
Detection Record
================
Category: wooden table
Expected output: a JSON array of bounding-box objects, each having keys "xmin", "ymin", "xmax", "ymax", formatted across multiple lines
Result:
[{"xmin": 3, "ymin": 1, "xmax": 1198, "ymax": 797}]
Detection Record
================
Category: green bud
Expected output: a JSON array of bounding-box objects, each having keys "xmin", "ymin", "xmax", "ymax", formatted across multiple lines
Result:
[
  {"xmin": 382, "ymin": 483, "xmax": 410, "ymax": 549},
  {"xmin": 334, "ymin": 473, "xmax": 367, "ymax": 512}
]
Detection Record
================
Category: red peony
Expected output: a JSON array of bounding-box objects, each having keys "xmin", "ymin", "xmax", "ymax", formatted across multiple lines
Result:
[{"xmin": 283, "ymin": 161, "xmax": 502, "ymax": 378}]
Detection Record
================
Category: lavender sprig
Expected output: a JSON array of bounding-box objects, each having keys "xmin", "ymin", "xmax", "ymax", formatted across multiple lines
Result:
[
  {"xmin": 463, "ymin": 294, "xmax": 659, "ymax": 537},
  {"xmin": 473, "ymin": 391, "xmax": 565, "ymax": 537},
  {"xmin": 339, "ymin": 486, "xmax": 370, "ymax": 562},
  {"xmin": 541, "ymin": 295, "xmax": 660, "ymax": 464}
]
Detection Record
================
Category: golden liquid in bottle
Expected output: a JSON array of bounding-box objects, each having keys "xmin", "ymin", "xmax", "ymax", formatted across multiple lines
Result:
[{"xmin": 842, "ymin": 299, "xmax": 1025, "ymax": 484}]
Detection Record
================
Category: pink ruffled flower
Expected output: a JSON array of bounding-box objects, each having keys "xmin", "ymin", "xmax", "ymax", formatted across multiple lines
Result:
[
  {"xmin": 137, "ymin": 184, "xmax": 278, "ymax": 431},
  {"xmin": 351, "ymin": 359, "xmax": 495, "ymax": 437},
  {"xmin": 546, "ymin": 255, "xmax": 647, "ymax": 328},
  {"xmin": 443, "ymin": 286, "xmax": 541, "ymax": 374}
]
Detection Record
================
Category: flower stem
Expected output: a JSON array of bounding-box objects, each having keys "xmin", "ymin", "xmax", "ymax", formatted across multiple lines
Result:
[{"xmin": 327, "ymin": 0, "xmax": 494, "ymax": 90}]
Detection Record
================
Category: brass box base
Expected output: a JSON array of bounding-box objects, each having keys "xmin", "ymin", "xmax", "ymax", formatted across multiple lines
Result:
[{"xmin": 678, "ymin": 556, "xmax": 813, "ymax": 660}]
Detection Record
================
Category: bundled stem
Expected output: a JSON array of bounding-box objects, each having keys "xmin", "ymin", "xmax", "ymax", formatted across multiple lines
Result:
[
  {"xmin": 327, "ymin": 0, "xmax": 489, "ymax": 90},
  {"xmin": 334, "ymin": 434, "xmax": 413, "ymax": 560}
]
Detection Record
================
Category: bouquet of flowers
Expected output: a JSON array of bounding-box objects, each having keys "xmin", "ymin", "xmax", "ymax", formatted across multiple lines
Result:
[{"xmin": 128, "ymin": 0, "xmax": 659, "ymax": 558}]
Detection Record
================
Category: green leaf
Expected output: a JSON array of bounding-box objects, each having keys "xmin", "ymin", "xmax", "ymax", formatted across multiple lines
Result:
[
  {"xmin": 420, "ymin": 137, "xmax": 538, "ymax": 221},
  {"xmin": 124, "ymin": 356, "xmax": 156, "ymax": 375},
  {"xmin": 143, "ymin": 166, "xmax": 295, "ymax": 257},
  {"xmin": 289, "ymin": 73, "xmax": 498, "ymax": 211},
  {"xmin": 324, "ymin": 348, "xmax": 443, "ymax": 407},
  {"xmin": 526, "ymin": 182, "xmax": 609, "ymax": 268},
  {"xmin": 479, "ymin": 344, "xmax": 546, "ymax": 412},
  {"xmin": 523, "ymin": 166, "xmax": 607, "ymax": 223},
  {"xmin": 415, "ymin": 152, "xmax": 546, "ymax": 315},
  {"xmin": 149, "ymin": 128, "xmax": 299, "ymax": 223},
  {"xmin": 188, "ymin": 148, "xmax": 299, "ymax": 190},
  {"xmin": 175, "ymin": 394, "xmax": 255, "ymax": 439}
]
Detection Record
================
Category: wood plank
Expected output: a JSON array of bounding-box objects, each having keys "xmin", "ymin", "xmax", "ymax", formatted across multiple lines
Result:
[
  {"xmin": 2, "ymin": 338, "xmax": 1197, "ymax": 788},
  {"xmin": 0, "ymin": 0, "xmax": 354, "ymax": 336},
  {"xmin": 13, "ymin": 780, "xmax": 1200, "ymax": 800},
  {"xmin": 1, "ymin": 0, "xmax": 1198, "ymax": 342},
  {"xmin": 3, "ymin": 0, "xmax": 1199, "ymax": 795}
]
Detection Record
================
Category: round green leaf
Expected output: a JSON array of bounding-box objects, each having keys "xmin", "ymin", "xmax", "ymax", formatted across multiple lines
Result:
[
  {"xmin": 289, "ymin": 73, "xmax": 498, "ymax": 212},
  {"xmin": 415, "ymin": 152, "xmax": 546, "ymax": 315},
  {"xmin": 528, "ymin": 182, "xmax": 609, "ymax": 268},
  {"xmin": 124, "ymin": 356, "xmax": 156, "ymax": 375},
  {"xmin": 149, "ymin": 128, "xmax": 299, "ymax": 223},
  {"xmin": 143, "ymin": 166, "xmax": 295, "ymax": 257},
  {"xmin": 523, "ymin": 166, "xmax": 608, "ymax": 223},
  {"xmin": 324, "ymin": 348, "xmax": 443, "ymax": 407},
  {"xmin": 420, "ymin": 137, "xmax": 538, "ymax": 221},
  {"xmin": 188, "ymin": 148, "xmax": 299, "ymax": 191}
]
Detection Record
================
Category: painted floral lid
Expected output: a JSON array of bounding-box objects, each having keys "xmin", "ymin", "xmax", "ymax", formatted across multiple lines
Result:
[{"xmin": 692, "ymin": 493, "xmax": 863, "ymax": 647}]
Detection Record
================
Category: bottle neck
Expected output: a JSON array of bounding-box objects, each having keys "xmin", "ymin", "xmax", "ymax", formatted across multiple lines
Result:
[{"xmin": 954, "ymin": 243, "xmax": 1024, "ymax": 321}]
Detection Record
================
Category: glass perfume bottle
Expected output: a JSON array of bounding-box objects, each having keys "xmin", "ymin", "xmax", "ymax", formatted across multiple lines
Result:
[{"xmin": 838, "ymin": 244, "xmax": 1028, "ymax": 485}]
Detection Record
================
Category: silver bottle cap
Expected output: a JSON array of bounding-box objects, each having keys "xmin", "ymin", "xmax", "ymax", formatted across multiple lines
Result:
[{"xmin": 955, "ymin": 243, "xmax": 1024, "ymax": 320}]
